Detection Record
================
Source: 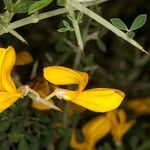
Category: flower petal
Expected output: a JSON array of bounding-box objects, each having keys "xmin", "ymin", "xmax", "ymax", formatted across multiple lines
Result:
[
  {"xmin": 0, "ymin": 92, "xmax": 21, "ymax": 112},
  {"xmin": 44, "ymin": 66, "xmax": 88, "ymax": 91},
  {"xmin": 107, "ymin": 109, "xmax": 135, "ymax": 144},
  {"xmin": 70, "ymin": 129, "xmax": 87, "ymax": 150},
  {"xmin": 126, "ymin": 98, "xmax": 150, "ymax": 115},
  {"xmin": 70, "ymin": 88, "xmax": 125, "ymax": 112},
  {"xmin": 0, "ymin": 46, "xmax": 17, "ymax": 92},
  {"xmin": 122, "ymin": 120, "xmax": 135, "ymax": 136},
  {"xmin": 16, "ymin": 51, "xmax": 33, "ymax": 65},
  {"xmin": 118, "ymin": 109, "xmax": 127, "ymax": 126},
  {"xmin": 82, "ymin": 115, "xmax": 111, "ymax": 148}
]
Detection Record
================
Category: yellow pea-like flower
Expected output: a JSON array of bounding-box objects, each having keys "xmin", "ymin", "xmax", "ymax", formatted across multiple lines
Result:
[
  {"xmin": 0, "ymin": 46, "xmax": 60, "ymax": 112},
  {"xmin": 43, "ymin": 66, "xmax": 125, "ymax": 112},
  {"xmin": 0, "ymin": 46, "xmax": 22, "ymax": 112},
  {"xmin": 126, "ymin": 98, "xmax": 150, "ymax": 115},
  {"xmin": 16, "ymin": 51, "xmax": 33, "ymax": 65},
  {"xmin": 70, "ymin": 115, "xmax": 111, "ymax": 150},
  {"xmin": 107, "ymin": 109, "xmax": 135, "ymax": 147}
]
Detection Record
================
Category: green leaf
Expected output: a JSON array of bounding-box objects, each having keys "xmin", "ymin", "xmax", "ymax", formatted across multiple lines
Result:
[
  {"xmin": 15, "ymin": 1, "xmax": 35, "ymax": 13},
  {"xmin": 67, "ymin": 14, "xmax": 74, "ymax": 21},
  {"xmin": 55, "ymin": 52, "xmax": 71, "ymax": 65},
  {"xmin": 57, "ymin": 0, "xmax": 66, "ymax": 6},
  {"xmin": 68, "ymin": 27, "xmax": 74, "ymax": 32},
  {"xmin": 18, "ymin": 138, "xmax": 29, "ymax": 150},
  {"xmin": 57, "ymin": 27, "xmax": 68, "ymax": 32},
  {"xmin": 97, "ymin": 38, "xmax": 106, "ymax": 52},
  {"xmin": 58, "ymin": 128, "xmax": 71, "ymax": 150},
  {"xmin": 29, "ymin": 137, "xmax": 40, "ymax": 150},
  {"xmin": 10, "ymin": 132, "xmax": 22, "ymax": 142},
  {"xmin": 1, "ymin": 142, "xmax": 9, "ymax": 150},
  {"xmin": 77, "ymin": 12, "xmax": 84, "ymax": 23},
  {"xmin": 130, "ymin": 14, "xmax": 147, "ymax": 30},
  {"xmin": 28, "ymin": 0, "xmax": 53, "ymax": 14},
  {"xmin": 129, "ymin": 136, "xmax": 139, "ymax": 150},
  {"xmin": 127, "ymin": 31, "xmax": 135, "ymax": 38},
  {"xmin": 98, "ymin": 142, "xmax": 112, "ymax": 150},
  {"xmin": 3, "ymin": 0, "xmax": 13, "ymax": 13},
  {"xmin": 42, "ymin": 129, "xmax": 57, "ymax": 141},
  {"xmin": 137, "ymin": 140, "xmax": 150, "ymax": 150},
  {"xmin": 63, "ymin": 20, "xmax": 70, "ymax": 28},
  {"xmin": 111, "ymin": 18, "xmax": 128, "ymax": 30},
  {"xmin": 0, "ymin": 11, "xmax": 13, "ymax": 23},
  {"xmin": 0, "ymin": 121, "xmax": 10, "ymax": 133}
]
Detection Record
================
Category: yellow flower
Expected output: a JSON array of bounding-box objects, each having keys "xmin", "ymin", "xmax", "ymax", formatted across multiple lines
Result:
[
  {"xmin": 107, "ymin": 109, "xmax": 135, "ymax": 146},
  {"xmin": 126, "ymin": 98, "xmax": 150, "ymax": 115},
  {"xmin": 70, "ymin": 115, "xmax": 111, "ymax": 150},
  {"xmin": 29, "ymin": 77, "xmax": 54, "ymax": 110},
  {"xmin": 43, "ymin": 66, "xmax": 125, "ymax": 112},
  {"xmin": 16, "ymin": 51, "xmax": 33, "ymax": 65},
  {"xmin": 0, "ymin": 46, "xmax": 22, "ymax": 112},
  {"xmin": 0, "ymin": 46, "xmax": 60, "ymax": 112}
]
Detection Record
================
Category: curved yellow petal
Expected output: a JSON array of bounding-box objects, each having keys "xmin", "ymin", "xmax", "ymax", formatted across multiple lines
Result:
[
  {"xmin": 107, "ymin": 109, "xmax": 135, "ymax": 144},
  {"xmin": 0, "ymin": 46, "xmax": 17, "ymax": 92},
  {"xmin": 16, "ymin": 51, "xmax": 33, "ymax": 65},
  {"xmin": 70, "ymin": 115, "xmax": 111, "ymax": 150},
  {"xmin": 70, "ymin": 130, "xmax": 87, "ymax": 150},
  {"xmin": 43, "ymin": 66, "xmax": 88, "ymax": 91},
  {"xmin": 32, "ymin": 100, "xmax": 54, "ymax": 110},
  {"xmin": 82, "ymin": 115, "xmax": 111, "ymax": 148},
  {"xmin": 69, "ymin": 88, "xmax": 125, "ymax": 112},
  {"xmin": 126, "ymin": 98, "xmax": 150, "ymax": 115},
  {"xmin": 0, "ymin": 92, "xmax": 21, "ymax": 112},
  {"xmin": 118, "ymin": 109, "xmax": 127, "ymax": 126}
]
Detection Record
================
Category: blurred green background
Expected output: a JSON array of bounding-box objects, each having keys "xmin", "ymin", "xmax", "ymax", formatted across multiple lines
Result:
[{"xmin": 0, "ymin": 0, "xmax": 150, "ymax": 149}]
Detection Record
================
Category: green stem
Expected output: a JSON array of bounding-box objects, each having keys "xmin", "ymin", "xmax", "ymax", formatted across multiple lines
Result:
[
  {"xmin": 73, "ymin": 49, "xmax": 82, "ymax": 69},
  {"xmin": 9, "ymin": 0, "xmax": 106, "ymax": 30},
  {"xmin": 10, "ymin": 8, "xmax": 68, "ymax": 29},
  {"xmin": 62, "ymin": 46, "xmax": 82, "ymax": 128},
  {"xmin": 67, "ymin": 1, "xmax": 83, "ymax": 51},
  {"xmin": 62, "ymin": 101, "xmax": 71, "ymax": 128},
  {"xmin": 69, "ymin": 0, "xmax": 148, "ymax": 54}
]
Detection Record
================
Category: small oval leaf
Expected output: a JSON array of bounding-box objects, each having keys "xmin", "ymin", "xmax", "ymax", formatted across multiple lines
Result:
[
  {"xmin": 28, "ymin": 0, "xmax": 53, "ymax": 14},
  {"xmin": 63, "ymin": 20, "xmax": 70, "ymax": 28},
  {"xmin": 127, "ymin": 31, "xmax": 135, "ymax": 39},
  {"xmin": 57, "ymin": 27, "xmax": 68, "ymax": 32},
  {"xmin": 130, "ymin": 14, "xmax": 147, "ymax": 30},
  {"xmin": 111, "ymin": 18, "xmax": 128, "ymax": 30},
  {"xmin": 15, "ymin": 1, "xmax": 35, "ymax": 13},
  {"xmin": 3, "ymin": 0, "xmax": 13, "ymax": 13},
  {"xmin": 57, "ymin": 0, "xmax": 66, "ymax": 6},
  {"xmin": 18, "ymin": 138, "xmax": 29, "ymax": 150}
]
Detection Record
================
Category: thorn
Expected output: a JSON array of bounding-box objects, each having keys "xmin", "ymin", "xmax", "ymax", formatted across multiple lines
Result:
[
  {"xmin": 141, "ymin": 48, "xmax": 149, "ymax": 55},
  {"xmin": 8, "ymin": 29, "xmax": 28, "ymax": 44}
]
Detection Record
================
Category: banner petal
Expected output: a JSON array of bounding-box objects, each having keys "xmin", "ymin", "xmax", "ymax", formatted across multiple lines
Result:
[
  {"xmin": 0, "ymin": 46, "xmax": 17, "ymax": 92},
  {"xmin": 44, "ymin": 66, "xmax": 88, "ymax": 91}
]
